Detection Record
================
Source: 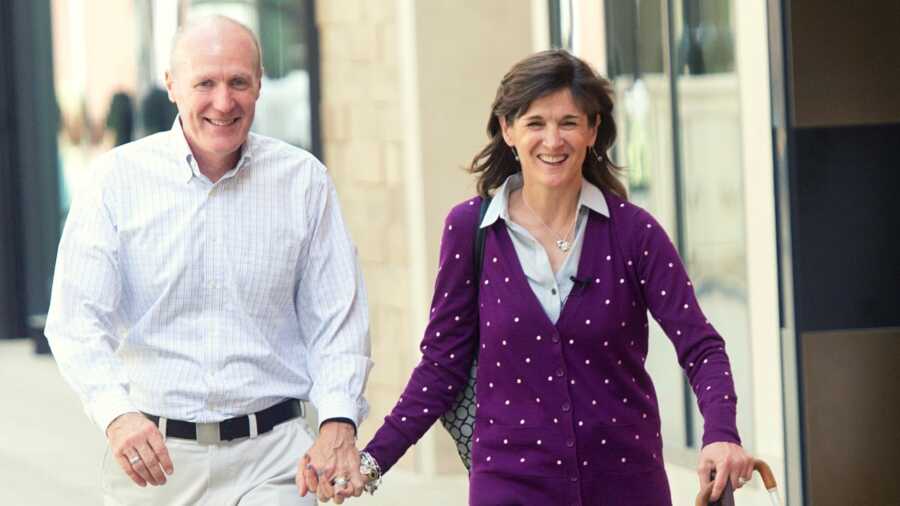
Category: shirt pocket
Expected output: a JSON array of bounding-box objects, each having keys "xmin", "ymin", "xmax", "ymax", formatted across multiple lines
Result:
[{"xmin": 229, "ymin": 227, "xmax": 300, "ymax": 316}]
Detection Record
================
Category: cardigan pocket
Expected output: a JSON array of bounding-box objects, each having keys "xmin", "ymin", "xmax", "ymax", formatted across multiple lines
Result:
[
  {"xmin": 579, "ymin": 422, "xmax": 661, "ymax": 473},
  {"xmin": 472, "ymin": 425, "xmax": 566, "ymax": 478}
]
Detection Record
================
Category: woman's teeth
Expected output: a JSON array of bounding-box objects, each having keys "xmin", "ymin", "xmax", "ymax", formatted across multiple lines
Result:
[{"xmin": 538, "ymin": 154, "xmax": 567, "ymax": 164}]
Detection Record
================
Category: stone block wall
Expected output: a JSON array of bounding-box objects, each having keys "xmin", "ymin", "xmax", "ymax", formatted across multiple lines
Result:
[
  {"xmin": 316, "ymin": 0, "xmax": 539, "ymax": 477},
  {"xmin": 316, "ymin": 0, "xmax": 421, "ymax": 474}
]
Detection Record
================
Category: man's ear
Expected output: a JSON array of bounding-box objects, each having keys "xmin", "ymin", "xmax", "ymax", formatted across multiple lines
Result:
[{"xmin": 164, "ymin": 71, "xmax": 176, "ymax": 103}]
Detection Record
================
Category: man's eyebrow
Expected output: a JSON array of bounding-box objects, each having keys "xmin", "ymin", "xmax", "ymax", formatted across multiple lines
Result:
[{"xmin": 190, "ymin": 71, "xmax": 254, "ymax": 82}]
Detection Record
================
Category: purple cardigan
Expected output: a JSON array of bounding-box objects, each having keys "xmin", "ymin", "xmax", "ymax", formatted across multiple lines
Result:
[{"xmin": 364, "ymin": 192, "xmax": 740, "ymax": 505}]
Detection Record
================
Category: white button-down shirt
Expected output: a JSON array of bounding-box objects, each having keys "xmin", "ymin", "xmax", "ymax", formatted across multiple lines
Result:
[
  {"xmin": 480, "ymin": 173, "xmax": 610, "ymax": 323},
  {"xmin": 45, "ymin": 120, "xmax": 372, "ymax": 432}
]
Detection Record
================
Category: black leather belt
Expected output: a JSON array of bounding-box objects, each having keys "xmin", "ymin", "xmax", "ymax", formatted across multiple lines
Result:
[{"xmin": 144, "ymin": 399, "xmax": 303, "ymax": 444}]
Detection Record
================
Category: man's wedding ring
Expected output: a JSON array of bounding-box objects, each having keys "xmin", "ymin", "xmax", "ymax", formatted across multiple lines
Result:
[
  {"xmin": 333, "ymin": 476, "xmax": 349, "ymax": 488},
  {"xmin": 737, "ymin": 476, "xmax": 747, "ymax": 486},
  {"xmin": 128, "ymin": 454, "xmax": 141, "ymax": 465}
]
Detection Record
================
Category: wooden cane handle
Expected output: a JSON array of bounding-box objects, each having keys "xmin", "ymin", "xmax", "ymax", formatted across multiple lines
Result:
[
  {"xmin": 694, "ymin": 459, "xmax": 778, "ymax": 505},
  {"xmin": 752, "ymin": 459, "xmax": 777, "ymax": 490}
]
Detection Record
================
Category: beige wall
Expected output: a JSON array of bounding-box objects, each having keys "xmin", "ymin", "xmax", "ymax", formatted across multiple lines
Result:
[
  {"xmin": 317, "ymin": 0, "xmax": 539, "ymax": 482},
  {"xmin": 315, "ymin": 0, "xmax": 415, "ymax": 470},
  {"xmin": 413, "ymin": 1, "xmax": 537, "ymax": 475}
]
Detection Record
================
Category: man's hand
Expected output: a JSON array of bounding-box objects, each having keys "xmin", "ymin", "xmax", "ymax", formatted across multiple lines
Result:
[
  {"xmin": 296, "ymin": 421, "xmax": 365, "ymax": 504},
  {"xmin": 697, "ymin": 441, "xmax": 754, "ymax": 501},
  {"xmin": 106, "ymin": 412, "xmax": 174, "ymax": 487}
]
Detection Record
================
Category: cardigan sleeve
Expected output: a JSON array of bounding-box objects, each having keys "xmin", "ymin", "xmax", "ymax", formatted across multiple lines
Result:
[
  {"xmin": 363, "ymin": 199, "xmax": 482, "ymax": 473},
  {"xmin": 627, "ymin": 206, "xmax": 741, "ymax": 447}
]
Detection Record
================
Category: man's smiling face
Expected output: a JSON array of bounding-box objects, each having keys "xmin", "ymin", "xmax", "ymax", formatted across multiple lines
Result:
[{"xmin": 165, "ymin": 21, "xmax": 261, "ymax": 171}]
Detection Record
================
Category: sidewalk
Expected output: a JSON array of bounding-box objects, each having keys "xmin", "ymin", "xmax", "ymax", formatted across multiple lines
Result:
[
  {"xmin": 0, "ymin": 340, "xmax": 775, "ymax": 505},
  {"xmin": 0, "ymin": 339, "xmax": 467, "ymax": 505}
]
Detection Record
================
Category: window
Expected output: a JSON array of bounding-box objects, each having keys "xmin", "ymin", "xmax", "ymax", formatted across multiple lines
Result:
[
  {"xmin": 50, "ymin": 0, "xmax": 321, "ymax": 214},
  {"xmin": 191, "ymin": 0, "xmax": 320, "ymax": 153},
  {"xmin": 557, "ymin": 0, "xmax": 754, "ymax": 453}
]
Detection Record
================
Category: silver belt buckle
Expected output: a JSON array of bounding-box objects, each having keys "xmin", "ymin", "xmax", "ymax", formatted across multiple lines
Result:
[{"xmin": 195, "ymin": 422, "xmax": 221, "ymax": 444}]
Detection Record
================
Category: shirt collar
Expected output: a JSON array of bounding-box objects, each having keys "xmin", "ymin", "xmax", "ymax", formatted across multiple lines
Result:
[
  {"xmin": 169, "ymin": 116, "xmax": 255, "ymax": 184},
  {"xmin": 479, "ymin": 172, "xmax": 610, "ymax": 228},
  {"xmin": 169, "ymin": 117, "xmax": 195, "ymax": 184}
]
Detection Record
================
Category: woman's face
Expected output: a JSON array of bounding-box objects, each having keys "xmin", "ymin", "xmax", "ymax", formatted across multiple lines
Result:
[{"xmin": 500, "ymin": 88, "xmax": 598, "ymax": 192}]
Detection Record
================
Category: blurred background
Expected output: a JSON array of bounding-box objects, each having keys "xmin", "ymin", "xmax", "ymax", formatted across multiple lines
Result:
[{"xmin": 1, "ymin": 1, "xmax": 898, "ymax": 504}]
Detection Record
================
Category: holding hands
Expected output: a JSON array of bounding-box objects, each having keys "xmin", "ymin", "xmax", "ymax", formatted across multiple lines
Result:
[{"xmin": 296, "ymin": 420, "xmax": 367, "ymax": 504}]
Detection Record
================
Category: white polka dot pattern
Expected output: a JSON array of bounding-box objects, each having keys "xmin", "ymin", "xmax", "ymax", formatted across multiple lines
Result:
[{"xmin": 364, "ymin": 188, "xmax": 740, "ymax": 491}]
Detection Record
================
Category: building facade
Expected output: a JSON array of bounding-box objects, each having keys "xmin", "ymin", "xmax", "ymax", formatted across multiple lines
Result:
[{"xmin": 1, "ymin": 1, "xmax": 897, "ymax": 504}]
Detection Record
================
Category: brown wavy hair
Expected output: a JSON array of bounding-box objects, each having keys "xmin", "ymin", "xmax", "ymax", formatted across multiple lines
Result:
[{"xmin": 470, "ymin": 49, "xmax": 626, "ymax": 199}]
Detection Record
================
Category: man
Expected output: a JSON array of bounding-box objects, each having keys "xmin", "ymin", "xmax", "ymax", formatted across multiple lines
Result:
[{"xmin": 46, "ymin": 16, "xmax": 368, "ymax": 505}]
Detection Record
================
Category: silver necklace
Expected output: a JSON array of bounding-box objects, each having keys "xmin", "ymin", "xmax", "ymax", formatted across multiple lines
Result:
[{"xmin": 521, "ymin": 190, "xmax": 579, "ymax": 252}]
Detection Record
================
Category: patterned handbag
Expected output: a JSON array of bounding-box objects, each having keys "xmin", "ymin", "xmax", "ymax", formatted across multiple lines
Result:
[{"xmin": 438, "ymin": 197, "xmax": 491, "ymax": 471}]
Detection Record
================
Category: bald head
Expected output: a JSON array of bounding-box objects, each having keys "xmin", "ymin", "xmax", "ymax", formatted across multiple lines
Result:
[
  {"xmin": 164, "ymin": 15, "xmax": 263, "ymax": 174},
  {"xmin": 169, "ymin": 15, "xmax": 263, "ymax": 78}
]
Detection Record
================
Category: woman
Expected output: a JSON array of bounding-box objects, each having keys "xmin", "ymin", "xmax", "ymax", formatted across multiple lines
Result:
[{"xmin": 359, "ymin": 50, "xmax": 753, "ymax": 505}]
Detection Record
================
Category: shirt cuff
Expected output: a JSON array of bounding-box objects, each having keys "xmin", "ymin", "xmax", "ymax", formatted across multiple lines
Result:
[
  {"xmin": 320, "ymin": 417, "xmax": 357, "ymax": 435},
  {"xmin": 89, "ymin": 393, "xmax": 138, "ymax": 434},
  {"xmin": 315, "ymin": 395, "xmax": 363, "ymax": 428}
]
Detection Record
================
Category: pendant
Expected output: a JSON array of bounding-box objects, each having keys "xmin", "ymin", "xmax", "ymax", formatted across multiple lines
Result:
[{"xmin": 556, "ymin": 239, "xmax": 570, "ymax": 252}]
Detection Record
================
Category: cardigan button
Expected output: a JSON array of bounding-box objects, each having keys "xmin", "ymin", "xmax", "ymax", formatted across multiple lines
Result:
[
  {"xmin": 556, "ymin": 368, "xmax": 565, "ymax": 377},
  {"xmin": 562, "ymin": 402, "xmax": 571, "ymax": 412},
  {"xmin": 566, "ymin": 439, "xmax": 575, "ymax": 448},
  {"xmin": 552, "ymin": 335, "xmax": 560, "ymax": 343}
]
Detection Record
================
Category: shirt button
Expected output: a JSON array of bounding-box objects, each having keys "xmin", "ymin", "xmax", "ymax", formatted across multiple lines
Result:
[
  {"xmin": 551, "ymin": 288, "xmax": 558, "ymax": 295},
  {"xmin": 562, "ymin": 402, "xmax": 571, "ymax": 412},
  {"xmin": 566, "ymin": 439, "xmax": 575, "ymax": 448},
  {"xmin": 556, "ymin": 368, "xmax": 565, "ymax": 377}
]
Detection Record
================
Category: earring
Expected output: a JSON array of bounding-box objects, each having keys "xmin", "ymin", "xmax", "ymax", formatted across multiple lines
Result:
[
  {"xmin": 511, "ymin": 146, "xmax": 520, "ymax": 162},
  {"xmin": 591, "ymin": 146, "xmax": 604, "ymax": 162}
]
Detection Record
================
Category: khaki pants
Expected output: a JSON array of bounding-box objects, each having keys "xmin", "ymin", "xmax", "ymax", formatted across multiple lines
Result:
[{"xmin": 101, "ymin": 417, "xmax": 317, "ymax": 506}]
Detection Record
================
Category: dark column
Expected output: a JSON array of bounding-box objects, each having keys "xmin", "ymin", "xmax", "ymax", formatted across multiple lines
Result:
[
  {"xmin": 0, "ymin": 3, "xmax": 26, "ymax": 339},
  {"xmin": 771, "ymin": 0, "xmax": 900, "ymax": 504},
  {"xmin": 1, "ymin": 0, "xmax": 62, "ymax": 351}
]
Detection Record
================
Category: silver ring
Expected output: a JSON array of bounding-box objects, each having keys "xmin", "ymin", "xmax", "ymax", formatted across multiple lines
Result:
[
  {"xmin": 333, "ymin": 476, "xmax": 349, "ymax": 488},
  {"xmin": 128, "ymin": 454, "xmax": 141, "ymax": 466},
  {"xmin": 737, "ymin": 476, "xmax": 748, "ymax": 485}
]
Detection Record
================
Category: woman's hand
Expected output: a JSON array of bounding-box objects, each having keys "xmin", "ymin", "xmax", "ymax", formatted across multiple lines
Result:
[
  {"xmin": 296, "ymin": 421, "xmax": 365, "ymax": 503},
  {"xmin": 697, "ymin": 441, "xmax": 754, "ymax": 501}
]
